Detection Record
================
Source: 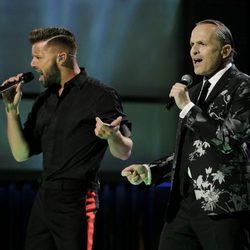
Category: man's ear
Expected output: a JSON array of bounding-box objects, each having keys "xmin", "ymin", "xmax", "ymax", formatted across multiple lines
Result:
[
  {"xmin": 221, "ymin": 44, "xmax": 232, "ymax": 58},
  {"xmin": 57, "ymin": 53, "xmax": 67, "ymax": 63}
]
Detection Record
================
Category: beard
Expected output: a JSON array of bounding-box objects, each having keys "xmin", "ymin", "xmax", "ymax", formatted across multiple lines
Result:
[{"xmin": 41, "ymin": 64, "xmax": 61, "ymax": 88}]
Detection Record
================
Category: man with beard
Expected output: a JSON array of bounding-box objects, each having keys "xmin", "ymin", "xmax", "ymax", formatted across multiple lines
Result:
[{"xmin": 2, "ymin": 27, "xmax": 133, "ymax": 250}]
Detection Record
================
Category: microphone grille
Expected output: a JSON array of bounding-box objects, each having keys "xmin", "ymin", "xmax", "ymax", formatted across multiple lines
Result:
[
  {"xmin": 181, "ymin": 74, "xmax": 193, "ymax": 86},
  {"xmin": 21, "ymin": 72, "xmax": 34, "ymax": 83}
]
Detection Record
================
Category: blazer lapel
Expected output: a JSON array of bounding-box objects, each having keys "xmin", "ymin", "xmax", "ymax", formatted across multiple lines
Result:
[
  {"xmin": 189, "ymin": 81, "xmax": 203, "ymax": 105},
  {"xmin": 205, "ymin": 65, "xmax": 239, "ymax": 105}
]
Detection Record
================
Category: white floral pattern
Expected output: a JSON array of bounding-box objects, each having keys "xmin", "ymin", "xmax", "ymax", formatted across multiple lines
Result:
[
  {"xmin": 189, "ymin": 140, "xmax": 210, "ymax": 161},
  {"xmin": 193, "ymin": 167, "xmax": 248, "ymax": 214}
]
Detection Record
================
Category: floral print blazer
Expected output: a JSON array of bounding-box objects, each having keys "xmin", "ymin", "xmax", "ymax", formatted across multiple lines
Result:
[{"xmin": 149, "ymin": 65, "xmax": 250, "ymax": 219}]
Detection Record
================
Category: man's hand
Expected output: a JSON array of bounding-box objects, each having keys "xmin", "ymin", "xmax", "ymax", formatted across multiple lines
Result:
[
  {"xmin": 169, "ymin": 83, "xmax": 191, "ymax": 110},
  {"xmin": 1, "ymin": 74, "xmax": 23, "ymax": 113},
  {"xmin": 95, "ymin": 116, "xmax": 122, "ymax": 140},
  {"xmin": 95, "ymin": 116, "xmax": 132, "ymax": 160},
  {"xmin": 121, "ymin": 164, "xmax": 149, "ymax": 185}
]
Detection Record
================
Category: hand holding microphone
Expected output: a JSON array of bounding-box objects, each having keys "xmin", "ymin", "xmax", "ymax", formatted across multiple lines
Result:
[
  {"xmin": 165, "ymin": 74, "xmax": 193, "ymax": 110},
  {"xmin": 0, "ymin": 72, "xmax": 34, "ymax": 93},
  {"xmin": 1, "ymin": 72, "xmax": 34, "ymax": 113}
]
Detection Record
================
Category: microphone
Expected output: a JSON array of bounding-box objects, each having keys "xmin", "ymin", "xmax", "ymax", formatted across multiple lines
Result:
[
  {"xmin": 0, "ymin": 72, "xmax": 34, "ymax": 93},
  {"xmin": 165, "ymin": 74, "xmax": 193, "ymax": 110}
]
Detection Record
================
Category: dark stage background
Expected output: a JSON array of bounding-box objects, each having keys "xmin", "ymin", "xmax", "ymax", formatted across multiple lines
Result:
[{"xmin": 0, "ymin": 0, "xmax": 249, "ymax": 249}]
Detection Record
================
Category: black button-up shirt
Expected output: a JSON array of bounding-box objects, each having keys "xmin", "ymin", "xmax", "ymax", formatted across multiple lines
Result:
[{"xmin": 23, "ymin": 68, "xmax": 131, "ymax": 182}]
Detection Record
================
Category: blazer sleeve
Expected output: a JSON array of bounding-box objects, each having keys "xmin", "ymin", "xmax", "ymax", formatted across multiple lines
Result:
[{"xmin": 147, "ymin": 153, "xmax": 175, "ymax": 185}]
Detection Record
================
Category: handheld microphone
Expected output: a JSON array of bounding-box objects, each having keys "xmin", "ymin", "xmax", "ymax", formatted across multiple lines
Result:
[
  {"xmin": 165, "ymin": 74, "xmax": 193, "ymax": 110},
  {"xmin": 0, "ymin": 72, "xmax": 34, "ymax": 93}
]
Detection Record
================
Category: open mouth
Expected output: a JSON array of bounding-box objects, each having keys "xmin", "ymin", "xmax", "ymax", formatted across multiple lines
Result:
[
  {"xmin": 35, "ymin": 70, "xmax": 44, "ymax": 81},
  {"xmin": 193, "ymin": 58, "xmax": 202, "ymax": 65}
]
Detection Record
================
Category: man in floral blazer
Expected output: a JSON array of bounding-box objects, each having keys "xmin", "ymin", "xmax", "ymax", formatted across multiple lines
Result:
[{"xmin": 122, "ymin": 19, "xmax": 250, "ymax": 249}]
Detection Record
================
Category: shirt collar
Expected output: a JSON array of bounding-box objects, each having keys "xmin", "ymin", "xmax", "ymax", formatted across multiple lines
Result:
[
  {"xmin": 64, "ymin": 67, "xmax": 87, "ymax": 89},
  {"xmin": 203, "ymin": 63, "xmax": 232, "ymax": 86},
  {"xmin": 48, "ymin": 68, "xmax": 87, "ymax": 93},
  {"xmin": 201, "ymin": 63, "xmax": 232, "ymax": 99}
]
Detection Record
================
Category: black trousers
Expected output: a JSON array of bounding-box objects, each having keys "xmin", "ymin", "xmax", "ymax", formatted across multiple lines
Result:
[
  {"xmin": 158, "ymin": 188, "xmax": 250, "ymax": 250},
  {"xmin": 25, "ymin": 180, "xmax": 98, "ymax": 250}
]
